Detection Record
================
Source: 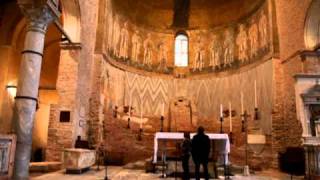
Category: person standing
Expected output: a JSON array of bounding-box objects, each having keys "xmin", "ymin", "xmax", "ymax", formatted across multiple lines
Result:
[
  {"xmin": 191, "ymin": 126, "xmax": 211, "ymax": 180},
  {"xmin": 181, "ymin": 132, "xmax": 191, "ymax": 180}
]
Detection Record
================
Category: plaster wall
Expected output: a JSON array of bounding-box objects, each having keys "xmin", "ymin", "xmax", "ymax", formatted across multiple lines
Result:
[
  {"xmin": 0, "ymin": 46, "xmax": 13, "ymax": 133},
  {"xmin": 32, "ymin": 90, "xmax": 58, "ymax": 157}
]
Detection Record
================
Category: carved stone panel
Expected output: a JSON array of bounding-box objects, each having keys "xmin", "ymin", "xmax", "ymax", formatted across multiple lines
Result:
[{"xmin": 0, "ymin": 134, "xmax": 16, "ymax": 179}]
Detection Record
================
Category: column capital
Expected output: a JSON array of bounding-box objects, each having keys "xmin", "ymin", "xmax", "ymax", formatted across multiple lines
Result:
[{"xmin": 18, "ymin": 2, "xmax": 58, "ymax": 33}]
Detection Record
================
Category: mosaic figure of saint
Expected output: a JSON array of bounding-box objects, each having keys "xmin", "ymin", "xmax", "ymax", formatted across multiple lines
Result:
[
  {"xmin": 223, "ymin": 29, "xmax": 234, "ymax": 66},
  {"xmin": 209, "ymin": 34, "xmax": 221, "ymax": 69},
  {"xmin": 158, "ymin": 42, "xmax": 168, "ymax": 71},
  {"xmin": 236, "ymin": 24, "xmax": 249, "ymax": 63},
  {"xmin": 259, "ymin": 12, "xmax": 268, "ymax": 49},
  {"xmin": 131, "ymin": 30, "xmax": 142, "ymax": 63},
  {"xmin": 249, "ymin": 20, "xmax": 259, "ymax": 58},
  {"xmin": 143, "ymin": 34, "xmax": 154, "ymax": 66},
  {"xmin": 193, "ymin": 37, "xmax": 205, "ymax": 72},
  {"xmin": 113, "ymin": 16, "xmax": 121, "ymax": 57},
  {"xmin": 119, "ymin": 22, "xmax": 130, "ymax": 59}
]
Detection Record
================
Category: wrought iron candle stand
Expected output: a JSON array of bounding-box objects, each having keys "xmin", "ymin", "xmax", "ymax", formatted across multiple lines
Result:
[
  {"xmin": 229, "ymin": 109, "xmax": 236, "ymax": 144},
  {"xmin": 101, "ymin": 123, "xmax": 110, "ymax": 180},
  {"xmin": 127, "ymin": 106, "xmax": 134, "ymax": 129},
  {"xmin": 254, "ymin": 108, "xmax": 260, "ymax": 120},
  {"xmin": 160, "ymin": 116, "xmax": 164, "ymax": 132},
  {"xmin": 104, "ymin": 152, "xmax": 110, "ymax": 180},
  {"xmin": 138, "ymin": 128, "xmax": 143, "ymax": 141},
  {"xmin": 220, "ymin": 117, "xmax": 224, "ymax": 133},
  {"xmin": 241, "ymin": 111, "xmax": 251, "ymax": 176},
  {"xmin": 127, "ymin": 117, "xmax": 131, "ymax": 129},
  {"xmin": 113, "ymin": 106, "xmax": 118, "ymax": 118},
  {"xmin": 229, "ymin": 132, "xmax": 233, "ymax": 144}
]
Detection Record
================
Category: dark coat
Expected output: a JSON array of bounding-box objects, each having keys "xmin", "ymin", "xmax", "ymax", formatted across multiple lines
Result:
[
  {"xmin": 191, "ymin": 133, "xmax": 210, "ymax": 163},
  {"xmin": 181, "ymin": 138, "xmax": 192, "ymax": 157}
]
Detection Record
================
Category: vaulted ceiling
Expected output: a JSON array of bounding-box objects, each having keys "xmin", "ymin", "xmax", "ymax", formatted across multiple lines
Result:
[{"xmin": 111, "ymin": 0, "xmax": 265, "ymax": 30}]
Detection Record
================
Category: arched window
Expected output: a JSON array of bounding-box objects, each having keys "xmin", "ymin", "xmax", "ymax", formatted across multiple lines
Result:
[
  {"xmin": 305, "ymin": 0, "xmax": 320, "ymax": 49},
  {"xmin": 175, "ymin": 33, "xmax": 188, "ymax": 67}
]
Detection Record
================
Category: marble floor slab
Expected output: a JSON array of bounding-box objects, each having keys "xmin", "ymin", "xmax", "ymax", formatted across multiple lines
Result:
[{"xmin": 30, "ymin": 166, "xmax": 303, "ymax": 180}]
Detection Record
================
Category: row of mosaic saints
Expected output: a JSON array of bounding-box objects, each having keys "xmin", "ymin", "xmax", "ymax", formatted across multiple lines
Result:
[{"xmin": 106, "ymin": 10, "xmax": 269, "ymax": 73}]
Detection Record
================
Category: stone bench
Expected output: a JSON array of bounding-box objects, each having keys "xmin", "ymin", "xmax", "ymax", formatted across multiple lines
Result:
[{"xmin": 63, "ymin": 148, "xmax": 96, "ymax": 174}]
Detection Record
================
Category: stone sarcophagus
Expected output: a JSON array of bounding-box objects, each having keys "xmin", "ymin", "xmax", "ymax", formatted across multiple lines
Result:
[
  {"xmin": 63, "ymin": 148, "xmax": 96, "ymax": 174},
  {"xmin": 0, "ymin": 134, "xmax": 17, "ymax": 180}
]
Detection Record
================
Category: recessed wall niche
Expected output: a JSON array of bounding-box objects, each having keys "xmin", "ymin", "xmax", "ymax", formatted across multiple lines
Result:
[{"xmin": 59, "ymin": 111, "xmax": 71, "ymax": 123}]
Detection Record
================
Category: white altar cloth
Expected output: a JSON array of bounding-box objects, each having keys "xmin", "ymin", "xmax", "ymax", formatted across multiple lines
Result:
[{"xmin": 153, "ymin": 132, "xmax": 230, "ymax": 164}]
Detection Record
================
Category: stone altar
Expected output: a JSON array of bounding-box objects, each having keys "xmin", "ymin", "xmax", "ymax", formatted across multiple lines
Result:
[
  {"xmin": 63, "ymin": 148, "xmax": 96, "ymax": 174},
  {"xmin": 153, "ymin": 132, "xmax": 230, "ymax": 164}
]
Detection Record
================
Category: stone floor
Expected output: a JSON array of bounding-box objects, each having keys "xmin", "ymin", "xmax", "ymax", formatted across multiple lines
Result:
[{"xmin": 30, "ymin": 165, "xmax": 304, "ymax": 180}]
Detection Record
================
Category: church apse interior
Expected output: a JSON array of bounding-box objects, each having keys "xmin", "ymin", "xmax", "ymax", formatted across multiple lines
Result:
[{"xmin": 0, "ymin": 0, "xmax": 320, "ymax": 179}]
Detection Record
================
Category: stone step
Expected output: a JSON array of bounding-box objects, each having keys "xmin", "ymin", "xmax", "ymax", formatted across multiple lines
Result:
[{"xmin": 29, "ymin": 161, "xmax": 62, "ymax": 172}]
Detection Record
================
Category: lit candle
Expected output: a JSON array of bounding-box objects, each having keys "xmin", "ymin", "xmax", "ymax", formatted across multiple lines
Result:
[
  {"xmin": 254, "ymin": 80, "xmax": 257, "ymax": 108},
  {"xmin": 229, "ymin": 102, "xmax": 232, "ymax": 132},
  {"xmin": 241, "ymin": 91, "xmax": 244, "ymax": 114},
  {"xmin": 140, "ymin": 103, "xmax": 143, "ymax": 129},
  {"xmin": 220, "ymin": 104, "xmax": 223, "ymax": 118}
]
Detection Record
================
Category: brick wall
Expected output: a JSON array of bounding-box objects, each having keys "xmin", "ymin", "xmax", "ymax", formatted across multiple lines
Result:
[
  {"xmin": 268, "ymin": 0, "xmax": 313, "ymax": 168},
  {"xmin": 46, "ymin": 49, "xmax": 79, "ymax": 161},
  {"xmin": 88, "ymin": 54, "xmax": 105, "ymax": 148}
]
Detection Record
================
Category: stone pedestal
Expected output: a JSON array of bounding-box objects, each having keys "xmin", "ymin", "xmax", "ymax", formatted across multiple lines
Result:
[{"xmin": 63, "ymin": 148, "xmax": 96, "ymax": 174}]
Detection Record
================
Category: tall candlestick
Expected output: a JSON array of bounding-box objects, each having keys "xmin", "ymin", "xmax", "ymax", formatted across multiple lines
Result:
[
  {"xmin": 241, "ymin": 91, "xmax": 244, "ymax": 114},
  {"xmin": 229, "ymin": 102, "xmax": 232, "ymax": 132},
  {"xmin": 140, "ymin": 103, "xmax": 143, "ymax": 129},
  {"xmin": 161, "ymin": 102, "xmax": 165, "ymax": 116},
  {"xmin": 129, "ymin": 92, "xmax": 132, "ymax": 118},
  {"xmin": 220, "ymin": 104, "xmax": 223, "ymax": 118},
  {"xmin": 254, "ymin": 80, "xmax": 257, "ymax": 108}
]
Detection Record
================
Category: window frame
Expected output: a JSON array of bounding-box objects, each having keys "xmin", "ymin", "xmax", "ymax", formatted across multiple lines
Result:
[{"xmin": 174, "ymin": 31, "xmax": 189, "ymax": 67}]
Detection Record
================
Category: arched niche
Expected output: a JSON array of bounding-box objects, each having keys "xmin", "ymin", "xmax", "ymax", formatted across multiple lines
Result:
[
  {"xmin": 60, "ymin": 0, "xmax": 81, "ymax": 43},
  {"xmin": 304, "ymin": 0, "xmax": 320, "ymax": 49},
  {"xmin": 10, "ymin": 19, "xmax": 62, "ymax": 88}
]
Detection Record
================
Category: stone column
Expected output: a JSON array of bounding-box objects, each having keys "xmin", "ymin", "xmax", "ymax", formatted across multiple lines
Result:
[{"xmin": 13, "ymin": 4, "xmax": 56, "ymax": 179}]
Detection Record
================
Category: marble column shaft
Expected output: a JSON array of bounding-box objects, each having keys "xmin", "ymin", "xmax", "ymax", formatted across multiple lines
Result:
[{"xmin": 13, "ymin": 4, "xmax": 55, "ymax": 180}]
